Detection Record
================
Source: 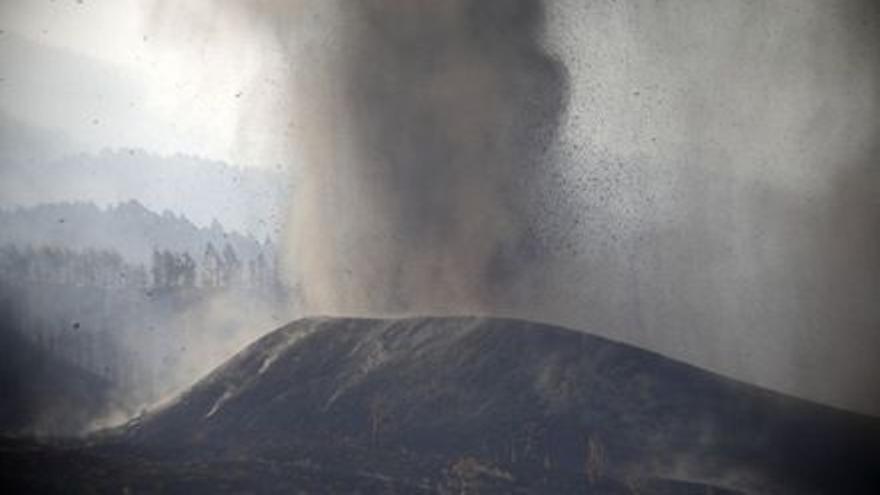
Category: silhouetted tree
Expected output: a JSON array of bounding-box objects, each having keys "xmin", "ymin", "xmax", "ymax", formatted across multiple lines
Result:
[
  {"xmin": 151, "ymin": 249, "xmax": 165, "ymax": 287},
  {"xmin": 222, "ymin": 243, "xmax": 241, "ymax": 286},
  {"xmin": 181, "ymin": 252, "xmax": 197, "ymax": 287},
  {"xmin": 202, "ymin": 243, "xmax": 221, "ymax": 287}
]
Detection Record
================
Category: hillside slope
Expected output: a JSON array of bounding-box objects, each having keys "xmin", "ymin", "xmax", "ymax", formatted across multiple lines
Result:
[
  {"xmin": 115, "ymin": 317, "xmax": 880, "ymax": 494},
  {"xmin": 0, "ymin": 314, "xmax": 122, "ymax": 436}
]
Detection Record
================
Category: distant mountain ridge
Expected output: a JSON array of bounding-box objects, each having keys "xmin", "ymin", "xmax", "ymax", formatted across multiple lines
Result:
[
  {"xmin": 0, "ymin": 149, "xmax": 287, "ymax": 239},
  {"xmin": 0, "ymin": 200, "xmax": 269, "ymax": 266}
]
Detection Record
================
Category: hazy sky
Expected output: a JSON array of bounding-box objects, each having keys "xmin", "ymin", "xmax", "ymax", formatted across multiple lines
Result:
[{"xmin": 0, "ymin": 0, "xmax": 289, "ymax": 168}]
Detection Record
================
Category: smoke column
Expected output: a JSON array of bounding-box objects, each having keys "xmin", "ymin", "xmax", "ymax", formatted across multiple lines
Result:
[{"xmin": 278, "ymin": 0, "xmax": 567, "ymax": 315}]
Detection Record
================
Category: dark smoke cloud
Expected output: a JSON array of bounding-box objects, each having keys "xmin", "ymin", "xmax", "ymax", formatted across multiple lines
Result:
[{"xmin": 281, "ymin": 0, "xmax": 567, "ymax": 314}]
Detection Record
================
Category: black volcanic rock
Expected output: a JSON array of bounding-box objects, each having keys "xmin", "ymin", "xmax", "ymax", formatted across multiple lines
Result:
[{"xmin": 111, "ymin": 317, "xmax": 880, "ymax": 494}]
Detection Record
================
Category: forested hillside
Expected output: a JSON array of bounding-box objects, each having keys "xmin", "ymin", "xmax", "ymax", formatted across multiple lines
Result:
[{"xmin": 0, "ymin": 203, "xmax": 291, "ymax": 435}]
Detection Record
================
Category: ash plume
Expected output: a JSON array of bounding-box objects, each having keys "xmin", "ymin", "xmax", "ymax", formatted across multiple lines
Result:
[{"xmin": 277, "ymin": 0, "xmax": 567, "ymax": 315}]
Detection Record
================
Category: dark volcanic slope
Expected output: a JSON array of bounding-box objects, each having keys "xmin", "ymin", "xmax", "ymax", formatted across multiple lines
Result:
[
  {"xmin": 118, "ymin": 317, "xmax": 880, "ymax": 494},
  {"xmin": 0, "ymin": 316, "xmax": 119, "ymax": 436}
]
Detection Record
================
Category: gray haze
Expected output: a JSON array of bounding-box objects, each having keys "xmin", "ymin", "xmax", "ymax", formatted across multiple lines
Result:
[
  {"xmin": 535, "ymin": 0, "xmax": 880, "ymax": 413},
  {"xmin": 0, "ymin": 2, "xmax": 294, "ymax": 433}
]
